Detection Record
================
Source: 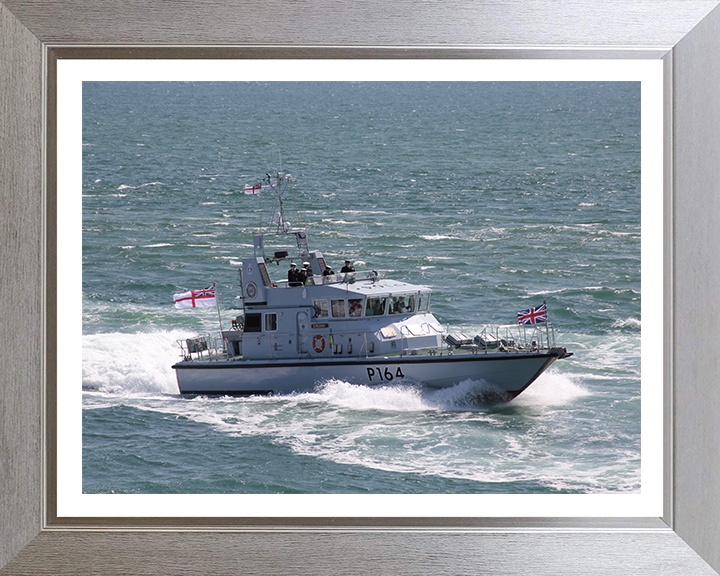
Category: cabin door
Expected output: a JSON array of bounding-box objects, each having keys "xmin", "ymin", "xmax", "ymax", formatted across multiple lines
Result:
[{"xmin": 297, "ymin": 311, "xmax": 310, "ymax": 354}]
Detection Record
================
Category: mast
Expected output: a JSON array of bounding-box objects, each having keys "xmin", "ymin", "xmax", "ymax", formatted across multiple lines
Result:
[
  {"xmin": 213, "ymin": 282, "xmax": 223, "ymax": 332},
  {"xmin": 250, "ymin": 170, "xmax": 310, "ymax": 261},
  {"xmin": 264, "ymin": 171, "xmax": 292, "ymax": 234}
]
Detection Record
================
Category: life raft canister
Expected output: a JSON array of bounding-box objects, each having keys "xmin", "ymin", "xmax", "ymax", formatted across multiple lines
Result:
[{"xmin": 313, "ymin": 335, "xmax": 325, "ymax": 353}]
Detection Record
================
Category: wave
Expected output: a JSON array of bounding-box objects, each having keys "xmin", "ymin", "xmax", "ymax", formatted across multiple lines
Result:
[
  {"xmin": 117, "ymin": 182, "xmax": 165, "ymax": 190},
  {"xmin": 305, "ymin": 378, "xmax": 510, "ymax": 413},
  {"xmin": 525, "ymin": 286, "xmax": 640, "ymax": 297},
  {"xmin": 420, "ymin": 234, "xmax": 459, "ymax": 241},
  {"xmin": 611, "ymin": 317, "xmax": 641, "ymax": 329},
  {"xmin": 512, "ymin": 371, "xmax": 590, "ymax": 406},
  {"xmin": 82, "ymin": 330, "xmax": 191, "ymax": 394}
]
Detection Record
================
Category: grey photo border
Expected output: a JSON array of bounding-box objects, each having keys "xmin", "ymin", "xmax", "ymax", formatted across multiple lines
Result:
[{"xmin": 2, "ymin": 2, "xmax": 720, "ymax": 574}]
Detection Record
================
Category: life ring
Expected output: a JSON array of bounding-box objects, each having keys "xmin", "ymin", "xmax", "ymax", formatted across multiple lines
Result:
[{"xmin": 312, "ymin": 335, "xmax": 325, "ymax": 353}]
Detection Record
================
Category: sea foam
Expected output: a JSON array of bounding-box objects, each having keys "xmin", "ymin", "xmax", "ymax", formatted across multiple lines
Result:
[{"xmin": 82, "ymin": 330, "xmax": 191, "ymax": 395}]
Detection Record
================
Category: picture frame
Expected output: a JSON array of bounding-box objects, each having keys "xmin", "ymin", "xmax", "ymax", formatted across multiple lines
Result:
[{"xmin": 2, "ymin": 1, "xmax": 719, "ymax": 574}]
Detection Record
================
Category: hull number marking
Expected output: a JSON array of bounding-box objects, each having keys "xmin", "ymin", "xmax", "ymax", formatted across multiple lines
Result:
[{"xmin": 367, "ymin": 366, "xmax": 405, "ymax": 382}]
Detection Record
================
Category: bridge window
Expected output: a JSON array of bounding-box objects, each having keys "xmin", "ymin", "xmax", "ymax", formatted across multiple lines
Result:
[
  {"xmin": 331, "ymin": 299, "xmax": 346, "ymax": 318},
  {"xmin": 390, "ymin": 294, "xmax": 415, "ymax": 314},
  {"xmin": 313, "ymin": 299, "xmax": 329, "ymax": 318},
  {"xmin": 348, "ymin": 298, "xmax": 363, "ymax": 317},
  {"xmin": 417, "ymin": 292, "xmax": 430, "ymax": 311},
  {"xmin": 365, "ymin": 296, "xmax": 387, "ymax": 317}
]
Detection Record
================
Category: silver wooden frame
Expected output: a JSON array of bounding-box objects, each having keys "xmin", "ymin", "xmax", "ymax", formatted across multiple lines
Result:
[{"xmin": 2, "ymin": 1, "xmax": 720, "ymax": 574}]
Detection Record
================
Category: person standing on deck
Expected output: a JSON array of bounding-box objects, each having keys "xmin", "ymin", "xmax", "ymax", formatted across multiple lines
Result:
[{"xmin": 288, "ymin": 263, "xmax": 304, "ymax": 286}]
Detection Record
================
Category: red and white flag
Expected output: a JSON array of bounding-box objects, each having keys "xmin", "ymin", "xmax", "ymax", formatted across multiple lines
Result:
[
  {"xmin": 243, "ymin": 184, "xmax": 262, "ymax": 195},
  {"xmin": 174, "ymin": 285, "xmax": 216, "ymax": 309}
]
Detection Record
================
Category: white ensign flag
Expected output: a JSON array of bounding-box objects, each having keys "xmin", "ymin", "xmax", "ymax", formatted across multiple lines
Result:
[{"xmin": 173, "ymin": 285, "xmax": 217, "ymax": 309}]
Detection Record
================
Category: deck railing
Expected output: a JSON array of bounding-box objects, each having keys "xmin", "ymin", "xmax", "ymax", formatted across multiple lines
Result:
[
  {"xmin": 178, "ymin": 333, "xmax": 227, "ymax": 362},
  {"xmin": 276, "ymin": 269, "xmax": 389, "ymax": 288},
  {"xmin": 179, "ymin": 322, "xmax": 559, "ymax": 363},
  {"xmin": 445, "ymin": 323, "xmax": 557, "ymax": 353}
]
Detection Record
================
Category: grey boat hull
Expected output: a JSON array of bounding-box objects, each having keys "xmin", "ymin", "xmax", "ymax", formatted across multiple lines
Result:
[{"xmin": 173, "ymin": 349, "xmax": 567, "ymax": 399}]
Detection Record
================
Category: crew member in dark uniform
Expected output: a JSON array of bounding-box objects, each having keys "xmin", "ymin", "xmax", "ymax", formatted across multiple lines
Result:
[
  {"xmin": 323, "ymin": 265, "xmax": 333, "ymax": 276},
  {"xmin": 288, "ymin": 263, "xmax": 304, "ymax": 286},
  {"xmin": 341, "ymin": 260, "xmax": 355, "ymax": 273}
]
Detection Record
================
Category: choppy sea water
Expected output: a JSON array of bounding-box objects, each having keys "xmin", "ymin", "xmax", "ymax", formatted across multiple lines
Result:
[{"xmin": 82, "ymin": 81, "xmax": 641, "ymax": 494}]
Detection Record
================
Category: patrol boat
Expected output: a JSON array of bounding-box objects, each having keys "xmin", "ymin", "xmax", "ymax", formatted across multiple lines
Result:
[{"xmin": 172, "ymin": 172, "xmax": 572, "ymax": 400}]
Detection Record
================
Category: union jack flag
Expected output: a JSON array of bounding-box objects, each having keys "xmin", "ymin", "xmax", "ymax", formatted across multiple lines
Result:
[
  {"xmin": 517, "ymin": 303, "xmax": 547, "ymax": 324},
  {"xmin": 174, "ymin": 285, "xmax": 217, "ymax": 309}
]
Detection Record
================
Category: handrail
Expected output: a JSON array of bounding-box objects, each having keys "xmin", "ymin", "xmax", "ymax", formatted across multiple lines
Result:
[
  {"xmin": 277, "ymin": 269, "xmax": 389, "ymax": 287},
  {"xmin": 179, "ymin": 322, "xmax": 560, "ymax": 363}
]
